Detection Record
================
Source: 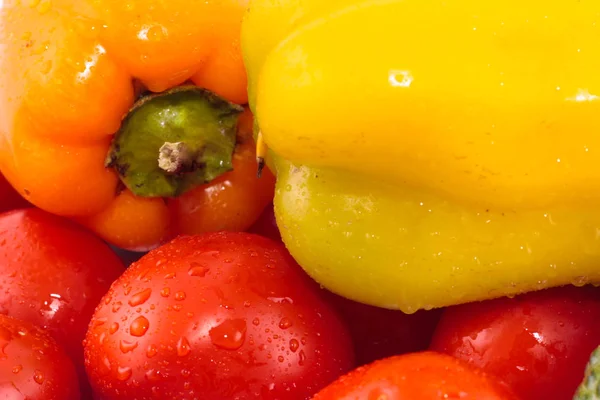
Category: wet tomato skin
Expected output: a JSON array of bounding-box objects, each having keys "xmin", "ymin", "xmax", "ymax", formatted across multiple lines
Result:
[
  {"xmin": 0, "ymin": 314, "xmax": 80, "ymax": 400},
  {"xmin": 84, "ymin": 232, "xmax": 355, "ymax": 400},
  {"xmin": 324, "ymin": 291, "xmax": 442, "ymax": 366},
  {"xmin": 0, "ymin": 209, "xmax": 126, "ymax": 394},
  {"xmin": 312, "ymin": 351, "xmax": 517, "ymax": 400},
  {"xmin": 430, "ymin": 285, "xmax": 600, "ymax": 400}
]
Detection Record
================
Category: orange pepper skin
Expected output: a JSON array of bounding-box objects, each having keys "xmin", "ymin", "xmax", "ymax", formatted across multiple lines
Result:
[{"xmin": 0, "ymin": 0, "xmax": 270, "ymax": 251}]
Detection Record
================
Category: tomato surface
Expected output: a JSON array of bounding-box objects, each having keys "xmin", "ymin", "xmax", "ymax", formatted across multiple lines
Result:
[
  {"xmin": 0, "ymin": 314, "xmax": 80, "ymax": 400},
  {"xmin": 0, "ymin": 209, "xmax": 126, "ymax": 395},
  {"xmin": 325, "ymin": 291, "xmax": 442, "ymax": 365},
  {"xmin": 0, "ymin": 173, "xmax": 29, "ymax": 213},
  {"xmin": 312, "ymin": 351, "xmax": 517, "ymax": 400},
  {"xmin": 84, "ymin": 232, "xmax": 355, "ymax": 400},
  {"xmin": 430, "ymin": 285, "xmax": 600, "ymax": 400}
]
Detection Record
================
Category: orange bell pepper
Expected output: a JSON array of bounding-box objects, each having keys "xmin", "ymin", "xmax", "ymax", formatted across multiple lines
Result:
[{"xmin": 0, "ymin": 0, "xmax": 275, "ymax": 251}]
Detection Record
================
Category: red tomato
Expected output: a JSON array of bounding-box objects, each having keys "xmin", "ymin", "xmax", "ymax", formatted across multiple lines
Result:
[
  {"xmin": 0, "ymin": 209, "xmax": 125, "ymax": 395},
  {"xmin": 429, "ymin": 285, "xmax": 600, "ymax": 400},
  {"xmin": 312, "ymin": 351, "xmax": 517, "ymax": 399},
  {"xmin": 248, "ymin": 202, "xmax": 282, "ymax": 242},
  {"xmin": 0, "ymin": 173, "xmax": 29, "ymax": 213},
  {"xmin": 84, "ymin": 232, "xmax": 355, "ymax": 400},
  {"xmin": 0, "ymin": 314, "xmax": 80, "ymax": 400},
  {"xmin": 325, "ymin": 291, "xmax": 442, "ymax": 365}
]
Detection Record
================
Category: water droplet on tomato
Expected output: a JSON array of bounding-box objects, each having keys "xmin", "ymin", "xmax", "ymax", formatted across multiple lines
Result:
[
  {"xmin": 176, "ymin": 337, "xmax": 191, "ymax": 357},
  {"xmin": 112, "ymin": 302, "xmax": 122, "ymax": 313},
  {"xmin": 109, "ymin": 322, "xmax": 119, "ymax": 334},
  {"xmin": 120, "ymin": 340, "xmax": 138, "ymax": 353},
  {"xmin": 278, "ymin": 318, "xmax": 292, "ymax": 330},
  {"xmin": 209, "ymin": 318, "xmax": 247, "ymax": 350},
  {"xmin": 124, "ymin": 286, "xmax": 132, "ymax": 295},
  {"xmin": 175, "ymin": 291, "xmax": 186, "ymax": 301},
  {"xmin": 146, "ymin": 345, "xmax": 158, "ymax": 358},
  {"xmin": 137, "ymin": 268, "xmax": 151, "ymax": 281},
  {"xmin": 181, "ymin": 369, "xmax": 191, "ymax": 378},
  {"xmin": 188, "ymin": 263, "xmax": 210, "ymax": 277},
  {"xmin": 33, "ymin": 370, "xmax": 44, "ymax": 384},
  {"xmin": 252, "ymin": 318, "xmax": 260, "ymax": 326},
  {"xmin": 104, "ymin": 296, "xmax": 112, "ymax": 305},
  {"xmin": 92, "ymin": 317, "xmax": 107, "ymax": 328},
  {"xmin": 172, "ymin": 304, "xmax": 182, "ymax": 311},
  {"xmin": 12, "ymin": 365, "xmax": 22, "ymax": 374},
  {"xmin": 289, "ymin": 339, "xmax": 299, "ymax": 352},
  {"xmin": 145, "ymin": 369, "xmax": 161, "ymax": 381},
  {"xmin": 298, "ymin": 350, "xmax": 306, "ymax": 366},
  {"xmin": 278, "ymin": 355, "xmax": 284, "ymax": 363},
  {"xmin": 98, "ymin": 332, "xmax": 106, "ymax": 345},
  {"xmin": 164, "ymin": 272, "xmax": 176, "ymax": 279},
  {"xmin": 129, "ymin": 288, "xmax": 152, "ymax": 306},
  {"xmin": 101, "ymin": 356, "xmax": 112, "ymax": 375},
  {"xmin": 160, "ymin": 287, "xmax": 170, "ymax": 297},
  {"xmin": 116, "ymin": 366, "xmax": 132, "ymax": 381},
  {"xmin": 130, "ymin": 316, "xmax": 149, "ymax": 337}
]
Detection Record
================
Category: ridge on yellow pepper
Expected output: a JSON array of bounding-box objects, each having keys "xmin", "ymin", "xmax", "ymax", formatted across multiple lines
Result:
[{"xmin": 242, "ymin": 0, "xmax": 600, "ymax": 312}]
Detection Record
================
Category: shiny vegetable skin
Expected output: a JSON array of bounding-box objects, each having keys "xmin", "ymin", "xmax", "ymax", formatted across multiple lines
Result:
[
  {"xmin": 325, "ymin": 292, "xmax": 442, "ymax": 366},
  {"xmin": 430, "ymin": 285, "xmax": 600, "ymax": 400},
  {"xmin": 0, "ymin": 173, "xmax": 29, "ymax": 213},
  {"xmin": 243, "ymin": 0, "xmax": 600, "ymax": 312},
  {"xmin": 0, "ymin": 314, "xmax": 80, "ymax": 400},
  {"xmin": 0, "ymin": 0, "xmax": 274, "ymax": 251},
  {"xmin": 312, "ymin": 351, "xmax": 518, "ymax": 400},
  {"xmin": 84, "ymin": 232, "xmax": 355, "ymax": 400},
  {"xmin": 0, "ymin": 208, "xmax": 125, "ymax": 395}
]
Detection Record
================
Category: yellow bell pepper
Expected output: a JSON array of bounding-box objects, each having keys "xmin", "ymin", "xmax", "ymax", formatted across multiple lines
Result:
[{"xmin": 242, "ymin": 0, "xmax": 600, "ymax": 312}]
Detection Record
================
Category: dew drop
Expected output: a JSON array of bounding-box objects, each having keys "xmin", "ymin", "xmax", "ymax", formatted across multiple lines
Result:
[
  {"xmin": 145, "ymin": 369, "xmax": 161, "ymax": 381},
  {"xmin": 176, "ymin": 337, "xmax": 191, "ymax": 357},
  {"xmin": 130, "ymin": 316, "xmax": 150, "ymax": 337},
  {"xmin": 93, "ymin": 317, "xmax": 107, "ymax": 327},
  {"xmin": 120, "ymin": 340, "xmax": 138, "ymax": 353},
  {"xmin": 175, "ymin": 291, "xmax": 186, "ymax": 301},
  {"xmin": 278, "ymin": 318, "xmax": 293, "ymax": 330},
  {"xmin": 102, "ymin": 357, "xmax": 112, "ymax": 374},
  {"xmin": 112, "ymin": 301, "xmax": 122, "ymax": 313},
  {"xmin": 172, "ymin": 304, "xmax": 182, "ymax": 311},
  {"xmin": 209, "ymin": 318, "xmax": 247, "ymax": 350},
  {"xmin": 164, "ymin": 272, "xmax": 176, "ymax": 279},
  {"xmin": 181, "ymin": 369, "xmax": 191, "ymax": 378},
  {"xmin": 129, "ymin": 288, "xmax": 152, "ymax": 306},
  {"xmin": 572, "ymin": 276, "xmax": 589, "ymax": 287},
  {"xmin": 33, "ymin": 370, "xmax": 44, "ymax": 384},
  {"xmin": 298, "ymin": 350, "xmax": 306, "ymax": 366},
  {"xmin": 146, "ymin": 345, "xmax": 158, "ymax": 358},
  {"xmin": 109, "ymin": 322, "xmax": 119, "ymax": 334},
  {"xmin": 12, "ymin": 365, "xmax": 22, "ymax": 374},
  {"xmin": 124, "ymin": 286, "xmax": 132, "ymax": 295},
  {"xmin": 116, "ymin": 366, "xmax": 132, "ymax": 381},
  {"xmin": 252, "ymin": 318, "xmax": 260, "ymax": 326},
  {"xmin": 188, "ymin": 263, "xmax": 209, "ymax": 277},
  {"xmin": 104, "ymin": 296, "xmax": 112, "ymax": 305},
  {"xmin": 160, "ymin": 288, "xmax": 170, "ymax": 297},
  {"xmin": 289, "ymin": 339, "xmax": 299, "ymax": 353}
]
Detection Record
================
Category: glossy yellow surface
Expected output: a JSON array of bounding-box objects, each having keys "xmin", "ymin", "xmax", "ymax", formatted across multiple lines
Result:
[{"xmin": 243, "ymin": 0, "xmax": 600, "ymax": 311}]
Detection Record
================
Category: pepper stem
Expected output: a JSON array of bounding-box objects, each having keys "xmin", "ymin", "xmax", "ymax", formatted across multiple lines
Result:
[
  {"xmin": 158, "ymin": 142, "xmax": 193, "ymax": 174},
  {"xmin": 256, "ymin": 130, "xmax": 268, "ymax": 178},
  {"xmin": 106, "ymin": 86, "xmax": 244, "ymax": 198}
]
